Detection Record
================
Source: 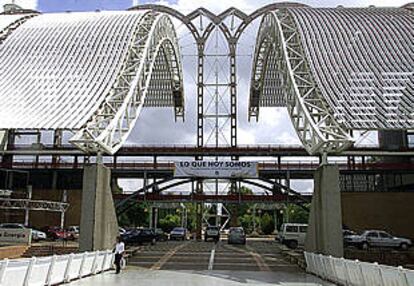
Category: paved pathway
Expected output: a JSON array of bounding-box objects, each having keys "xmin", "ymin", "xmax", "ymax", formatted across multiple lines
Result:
[
  {"xmin": 69, "ymin": 268, "xmax": 334, "ymax": 286},
  {"xmin": 70, "ymin": 240, "xmax": 333, "ymax": 285},
  {"xmin": 128, "ymin": 240, "xmax": 304, "ymax": 272}
]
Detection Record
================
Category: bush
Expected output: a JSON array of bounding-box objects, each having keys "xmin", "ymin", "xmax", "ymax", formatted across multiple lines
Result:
[
  {"xmin": 260, "ymin": 213, "xmax": 275, "ymax": 235},
  {"xmin": 159, "ymin": 214, "xmax": 181, "ymax": 233}
]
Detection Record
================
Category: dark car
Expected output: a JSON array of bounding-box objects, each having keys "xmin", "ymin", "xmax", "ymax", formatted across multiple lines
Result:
[
  {"xmin": 228, "ymin": 227, "xmax": 246, "ymax": 245},
  {"xmin": 154, "ymin": 228, "xmax": 168, "ymax": 241},
  {"xmin": 205, "ymin": 226, "xmax": 220, "ymax": 242},
  {"xmin": 122, "ymin": 228, "xmax": 156, "ymax": 245},
  {"xmin": 169, "ymin": 227, "xmax": 187, "ymax": 241}
]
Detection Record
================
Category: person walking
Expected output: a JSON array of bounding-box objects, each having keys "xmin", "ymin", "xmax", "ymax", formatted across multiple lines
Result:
[{"xmin": 114, "ymin": 236, "xmax": 125, "ymax": 274}]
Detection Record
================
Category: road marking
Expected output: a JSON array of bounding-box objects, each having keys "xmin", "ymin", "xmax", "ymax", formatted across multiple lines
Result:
[
  {"xmin": 245, "ymin": 245, "xmax": 271, "ymax": 271},
  {"xmin": 150, "ymin": 242, "xmax": 189, "ymax": 270},
  {"xmin": 208, "ymin": 244, "xmax": 216, "ymax": 270},
  {"xmin": 225, "ymin": 244, "xmax": 270, "ymax": 271}
]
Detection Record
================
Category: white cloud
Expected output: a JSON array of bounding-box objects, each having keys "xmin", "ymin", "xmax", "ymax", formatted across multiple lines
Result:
[{"xmin": 0, "ymin": 0, "xmax": 38, "ymax": 12}]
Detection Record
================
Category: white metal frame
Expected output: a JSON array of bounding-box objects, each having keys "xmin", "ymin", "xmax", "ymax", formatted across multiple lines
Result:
[
  {"xmin": 250, "ymin": 11, "xmax": 353, "ymax": 155},
  {"xmin": 70, "ymin": 12, "xmax": 183, "ymax": 154},
  {"xmin": 0, "ymin": 198, "xmax": 68, "ymax": 212}
]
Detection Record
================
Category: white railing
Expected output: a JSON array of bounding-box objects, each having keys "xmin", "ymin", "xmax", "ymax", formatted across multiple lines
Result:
[
  {"xmin": 0, "ymin": 250, "xmax": 114, "ymax": 286},
  {"xmin": 304, "ymin": 251, "xmax": 414, "ymax": 286}
]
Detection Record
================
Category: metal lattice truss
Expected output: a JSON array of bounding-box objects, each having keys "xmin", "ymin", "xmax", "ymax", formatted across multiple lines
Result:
[
  {"xmin": 251, "ymin": 10, "xmax": 353, "ymax": 154},
  {"xmin": 70, "ymin": 12, "xmax": 184, "ymax": 154},
  {"xmin": 0, "ymin": 11, "xmax": 184, "ymax": 154},
  {"xmin": 0, "ymin": 198, "xmax": 69, "ymax": 212},
  {"xmin": 250, "ymin": 6, "xmax": 414, "ymax": 154}
]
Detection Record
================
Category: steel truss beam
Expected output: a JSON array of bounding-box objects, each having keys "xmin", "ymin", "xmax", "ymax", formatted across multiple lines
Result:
[
  {"xmin": 114, "ymin": 175, "xmax": 309, "ymax": 215},
  {"xmin": 0, "ymin": 198, "xmax": 69, "ymax": 212},
  {"xmin": 250, "ymin": 11, "xmax": 353, "ymax": 155},
  {"xmin": 70, "ymin": 12, "xmax": 184, "ymax": 154}
]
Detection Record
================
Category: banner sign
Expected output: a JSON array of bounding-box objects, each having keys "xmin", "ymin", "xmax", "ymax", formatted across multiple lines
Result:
[
  {"xmin": 174, "ymin": 161, "xmax": 258, "ymax": 178},
  {"xmin": 0, "ymin": 228, "xmax": 32, "ymax": 244}
]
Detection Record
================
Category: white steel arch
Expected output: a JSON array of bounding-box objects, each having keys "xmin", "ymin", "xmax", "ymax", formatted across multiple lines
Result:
[
  {"xmin": 250, "ymin": 6, "xmax": 414, "ymax": 154},
  {"xmin": 0, "ymin": 11, "xmax": 184, "ymax": 155},
  {"xmin": 70, "ymin": 12, "xmax": 184, "ymax": 154},
  {"xmin": 251, "ymin": 10, "xmax": 352, "ymax": 155}
]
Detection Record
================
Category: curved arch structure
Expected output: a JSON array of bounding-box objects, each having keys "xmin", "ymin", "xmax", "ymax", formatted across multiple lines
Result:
[
  {"xmin": 250, "ymin": 7, "xmax": 414, "ymax": 154},
  {"xmin": 0, "ymin": 11, "xmax": 184, "ymax": 154}
]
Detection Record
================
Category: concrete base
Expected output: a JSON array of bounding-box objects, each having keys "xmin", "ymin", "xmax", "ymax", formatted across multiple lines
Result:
[
  {"xmin": 305, "ymin": 164, "xmax": 343, "ymax": 257},
  {"xmin": 79, "ymin": 163, "xmax": 119, "ymax": 251}
]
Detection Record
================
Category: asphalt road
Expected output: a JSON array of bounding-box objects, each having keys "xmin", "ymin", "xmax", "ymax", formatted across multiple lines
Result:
[{"xmin": 128, "ymin": 240, "xmax": 302, "ymax": 272}]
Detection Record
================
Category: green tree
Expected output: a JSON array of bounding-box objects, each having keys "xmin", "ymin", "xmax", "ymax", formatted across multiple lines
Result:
[
  {"xmin": 118, "ymin": 203, "xmax": 148, "ymax": 227},
  {"xmin": 159, "ymin": 214, "xmax": 181, "ymax": 232},
  {"xmin": 260, "ymin": 212, "xmax": 275, "ymax": 234},
  {"xmin": 285, "ymin": 204, "xmax": 310, "ymax": 223}
]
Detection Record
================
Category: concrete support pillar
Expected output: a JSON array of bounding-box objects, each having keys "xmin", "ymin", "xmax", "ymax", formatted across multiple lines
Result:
[
  {"xmin": 79, "ymin": 163, "xmax": 119, "ymax": 251},
  {"xmin": 305, "ymin": 164, "xmax": 343, "ymax": 257}
]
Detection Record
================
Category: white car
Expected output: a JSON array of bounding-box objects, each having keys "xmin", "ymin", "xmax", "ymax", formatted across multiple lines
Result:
[
  {"xmin": 32, "ymin": 229, "xmax": 47, "ymax": 241},
  {"xmin": 279, "ymin": 223, "xmax": 308, "ymax": 249},
  {"xmin": 0, "ymin": 223, "xmax": 46, "ymax": 242},
  {"xmin": 345, "ymin": 230, "xmax": 412, "ymax": 250},
  {"xmin": 67, "ymin": 226, "xmax": 80, "ymax": 239}
]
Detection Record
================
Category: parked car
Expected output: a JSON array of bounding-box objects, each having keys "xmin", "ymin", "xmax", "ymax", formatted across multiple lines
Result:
[
  {"xmin": 169, "ymin": 227, "xmax": 187, "ymax": 241},
  {"xmin": 0, "ymin": 223, "xmax": 47, "ymax": 242},
  {"xmin": 122, "ymin": 228, "xmax": 156, "ymax": 245},
  {"xmin": 204, "ymin": 226, "xmax": 220, "ymax": 242},
  {"xmin": 42, "ymin": 226, "xmax": 75, "ymax": 241},
  {"xmin": 67, "ymin": 226, "xmax": 79, "ymax": 239},
  {"xmin": 344, "ymin": 230, "xmax": 412, "ymax": 250},
  {"xmin": 279, "ymin": 223, "xmax": 308, "ymax": 249},
  {"xmin": 228, "ymin": 227, "xmax": 246, "ymax": 245},
  {"xmin": 154, "ymin": 228, "xmax": 168, "ymax": 241}
]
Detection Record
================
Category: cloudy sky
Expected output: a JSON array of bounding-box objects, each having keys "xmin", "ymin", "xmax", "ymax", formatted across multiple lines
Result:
[{"xmin": 2, "ymin": 0, "xmax": 407, "ymax": 193}]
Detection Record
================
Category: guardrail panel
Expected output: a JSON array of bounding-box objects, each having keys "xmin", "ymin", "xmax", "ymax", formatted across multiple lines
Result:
[
  {"xmin": 305, "ymin": 252, "xmax": 414, "ymax": 286},
  {"xmin": 344, "ymin": 259, "xmax": 364, "ymax": 286},
  {"xmin": 49, "ymin": 255, "xmax": 69, "ymax": 285},
  {"xmin": 94, "ymin": 253, "xmax": 105, "ymax": 273},
  {"xmin": 103, "ymin": 252, "xmax": 114, "ymax": 271},
  {"xmin": 1, "ymin": 260, "xmax": 29, "ymax": 285},
  {"xmin": 404, "ymin": 268, "xmax": 414, "ymax": 286},
  {"xmin": 331, "ymin": 257, "xmax": 347, "ymax": 285},
  {"xmin": 379, "ymin": 265, "xmax": 404, "ymax": 286},
  {"xmin": 28, "ymin": 257, "xmax": 52, "ymax": 286},
  {"xmin": 323, "ymin": 255, "xmax": 337, "ymax": 282},
  {"xmin": 67, "ymin": 253, "xmax": 83, "ymax": 281},
  {"xmin": 360, "ymin": 261, "xmax": 383, "ymax": 286},
  {"xmin": 81, "ymin": 253, "xmax": 96, "ymax": 277},
  {"xmin": 0, "ymin": 249, "xmax": 114, "ymax": 286}
]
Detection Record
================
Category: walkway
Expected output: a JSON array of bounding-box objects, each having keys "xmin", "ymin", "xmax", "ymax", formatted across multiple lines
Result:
[
  {"xmin": 69, "ymin": 268, "xmax": 334, "ymax": 286},
  {"xmin": 70, "ymin": 240, "xmax": 333, "ymax": 285}
]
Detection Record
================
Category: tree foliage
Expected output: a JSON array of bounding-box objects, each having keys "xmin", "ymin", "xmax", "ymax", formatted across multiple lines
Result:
[
  {"xmin": 285, "ymin": 203, "xmax": 310, "ymax": 223},
  {"xmin": 159, "ymin": 214, "xmax": 181, "ymax": 232},
  {"xmin": 260, "ymin": 212, "xmax": 275, "ymax": 235}
]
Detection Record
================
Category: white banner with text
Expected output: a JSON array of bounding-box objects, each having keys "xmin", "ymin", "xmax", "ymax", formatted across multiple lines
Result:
[
  {"xmin": 0, "ymin": 228, "xmax": 32, "ymax": 244},
  {"xmin": 174, "ymin": 161, "xmax": 258, "ymax": 178}
]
